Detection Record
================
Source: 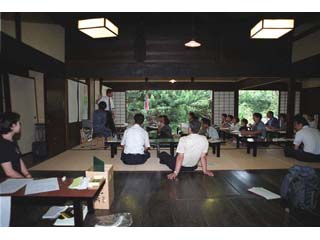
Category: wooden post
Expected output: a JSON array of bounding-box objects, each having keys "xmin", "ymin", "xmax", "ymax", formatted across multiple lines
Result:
[{"xmin": 287, "ymin": 78, "xmax": 296, "ymax": 137}]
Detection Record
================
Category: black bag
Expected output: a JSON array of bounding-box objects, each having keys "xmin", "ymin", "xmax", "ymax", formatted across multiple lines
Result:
[
  {"xmin": 280, "ymin": 165, "xmax": 320, "ymax": 211},
  {"xmin": 32, "ymin": 141, "xmax": 48, "ymax": 163}
]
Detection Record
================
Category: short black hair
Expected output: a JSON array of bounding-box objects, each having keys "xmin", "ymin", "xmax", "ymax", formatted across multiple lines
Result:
[
  {"xmin": 241, "ymin": 118, "xmax": 248, "ymax": 125},
  {"xmin": 201, "ymin": 118, "xmax": 211, "ymax": 126},
  {"xmin": 189, "ymin": 112, "xmax": 198, "ymax": 120},
  {"xmin": 253, "ymin": 113, "xmax": 262, "ymax": 120},
  {"xmin": 162, "ymin": 115, "xmax": 170, "ymax": 125},
  {"xmin": 228, "ymin": 115, "xmax": 234, "ymax": 120},
  {"xmin": 222, "ymin": 113, "xmax": 227, "ymax": 118},
  {"xmin": 134, "ymin": 113, "xmax": 145, "ymax": 125},
  {"xmin": 267, "ymin": 111, "xmax": 274, "ymax": 116},
  {"xmin": 0, "ymin": 112, "xmax": 20, "ymax": 134},
  {"xmin": 234, "ymin": 117, "xmax": 240, "ymax": 123},
  {"xmin": 294, "ymin": 114, "xmax": 309, "ymax": 126},
  {"xmin": 189, "ymin": 119, "xmax": 201, "ymax": 133},
  {"xmin": 106, "ymin": 89, "xmax": 113, "ymax": 95},
  {"xmin": 98, "ymin": 101, "xmax": 106, "ymax": 110}
]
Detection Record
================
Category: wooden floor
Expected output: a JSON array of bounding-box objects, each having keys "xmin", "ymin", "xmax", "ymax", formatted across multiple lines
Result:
[{"xmin": 10, "ymin": 169, "xmax": 320, "ymax": 227}]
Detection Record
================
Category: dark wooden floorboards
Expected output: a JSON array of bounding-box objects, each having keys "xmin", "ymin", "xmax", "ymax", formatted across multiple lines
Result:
[{"xmin": 10, "ymin": 170, "xmax": 320, "ymax": 227}]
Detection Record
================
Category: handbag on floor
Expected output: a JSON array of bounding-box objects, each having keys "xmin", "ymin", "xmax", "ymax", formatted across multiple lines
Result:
[{"xmin": 280, "ymin": 165, "xmax": 320, "ymax": 212}]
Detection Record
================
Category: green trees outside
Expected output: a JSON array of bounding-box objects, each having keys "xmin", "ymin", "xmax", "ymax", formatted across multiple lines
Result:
[
  {"xmin": 126, "ymin": 90, "xmax": 212, "ymax": 130},
  {"xmin": 239, "ymin": 90, "xmax": 279, "ymax": 123}
]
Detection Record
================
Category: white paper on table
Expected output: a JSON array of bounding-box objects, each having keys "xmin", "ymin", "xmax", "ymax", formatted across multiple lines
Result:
[
  {"xmin": 53, "ymin": 205, "xmax": 88, "ymax": 226},
  {"xmin": 25, "ymin": 178, "xmax": 59, "ymax": 195},
  {"xmin": 68, "ymin": 177, "xmax": 89, "ymax": 190},
  {"xmin": 42, "ymin": 206, "xmax": 68, "ymax": 219},
  {"xmin": 248, "ymin": 187, "xmax": 281, "ymax": 200},
  {"xmin": 0, "ymin": 179, "xmax": 33, "ymax": 194},
  {"xmin": 0, "ymin": 196, "xmax": 11, "ymax": 227}
]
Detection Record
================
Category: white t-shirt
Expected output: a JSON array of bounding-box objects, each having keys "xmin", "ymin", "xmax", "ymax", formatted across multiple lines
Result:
[
  {"xmin": 121, "ymin": 124, "xmax": 150, "ymax": 154},
  {"xmin": 98, "ymin": 96, "xmax": 114, "ymax": 111},
  {"xmin": 294, "ymin": 126, "xmax": 320, "ymax": 155},
  {"xmin": 176, "ymin": 134, "xmax": 209, "ymax": 167},
  {"xmin": 308, "ymin": 120, "xmax": 317, "ymax": 129}
]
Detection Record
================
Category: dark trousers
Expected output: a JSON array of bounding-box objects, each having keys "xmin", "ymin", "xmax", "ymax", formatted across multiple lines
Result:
[
  {"xmin": 159, "ymin": 152, "xmax": 197, "ymax": 171},
  {"xmin": 284, "ymin": 146, "xmax": 320, "ymax": 162},
  {"xmin": 121, "ymin": 151, "xmax": 150, "ymax": 165}
]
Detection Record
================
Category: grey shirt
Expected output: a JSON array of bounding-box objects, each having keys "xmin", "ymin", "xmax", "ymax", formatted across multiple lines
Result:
[{"xmin": 252, "ymin": 121, "xmax": 267, "ymax": 138}]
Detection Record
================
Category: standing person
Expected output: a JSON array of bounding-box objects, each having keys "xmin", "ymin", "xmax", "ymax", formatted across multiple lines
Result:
[
  {"xmin": 120, "ymin": 113, "xmax": 151, "ymax": 165},
  {"xmin": 241, "ymin": 113, "xmax": 267, "ymax": 138},
  {"xmin": 200, "ymin": 118, "xmax": 219, "ymax": 140},
  {"xmin": 92, "ymin": 102, "xmax": 112, "ymax": 138},
  {"xmin": 284, "ymin": 114, "xmax": 320, "ymax": 162},
  {"xmin": 0, "ymin": 112, "xmax": 32, "ymax": 178},
  {"xmin": 159, "ymin": 119, "xmax": 214, "ymax": 180},
  {"xmin": 157, "ymin": 115, "xmax": 173, "ymax": 138},
  {"xmin": 96, "ymin": 88, "xmax": 114, "ymax": 112},
  {"xmin": 266, "ymin": 111, "xmax": 280, "ymax": 129}
]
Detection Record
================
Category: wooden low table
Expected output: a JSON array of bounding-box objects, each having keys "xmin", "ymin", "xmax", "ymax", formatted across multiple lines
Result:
[
  {"xmin": 150, "ymin": 138, "xmax": 180, "ymax": 157},
  {"xmin": 0, "ymin": 177, "xmax": 105, "ymax": 227},
  {"xmin": 208, "ymin": 139, "xmax": 225, "ymax": 157}
]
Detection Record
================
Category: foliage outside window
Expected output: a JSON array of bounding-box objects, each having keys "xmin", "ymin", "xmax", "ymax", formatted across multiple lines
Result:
[
  {"xmin": 126, "ymin": 90, "xmax": 212, "ymax": 131},
  {"xmin": 239, "ymin": 90, "xmax": 279, "ymax": 124}
]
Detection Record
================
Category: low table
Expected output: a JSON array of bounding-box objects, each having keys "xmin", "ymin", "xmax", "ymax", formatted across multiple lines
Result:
[
  {"xmin": 208, "ymin": 139, "xmax": 225, "ymax": 157},
  {"xmin": 0, "ymin": 177, "xmax": 105, "ymax": 227},
  {"xmin": 150, "ymin": 138, "xmax": 180, "ymax": 157}
]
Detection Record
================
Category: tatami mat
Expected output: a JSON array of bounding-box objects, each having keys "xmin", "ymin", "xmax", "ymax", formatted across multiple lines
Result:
[{"xmin": 30, "ymin": 142, "xmax": 320, "ymax": 172}]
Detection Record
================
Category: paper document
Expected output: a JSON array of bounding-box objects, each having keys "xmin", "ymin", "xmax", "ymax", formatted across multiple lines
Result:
[
  {"xmin": 0, "ymin": 196, "xmax": 11, "ymax": 227},
  {"xmin": 0, "ymin": 179, "xmax": 33, "ymax": 194},
  {"xmin": 42, "ymin": 206, "xmax": 68, "ymax": 219},
  {"xmin": 248, "ymin": 187, "xmax": 281, "ymax": 200},
  {"xmin": 25, "ymin": 178, "xmax": 59, "ymax": 195},
  {"xmin": 54, "ymin": 205, "xmax": 88, "ymax": 226},
  {"xmin": 68, "ymin": 177, "xmax": 89, "ymax": 190}
]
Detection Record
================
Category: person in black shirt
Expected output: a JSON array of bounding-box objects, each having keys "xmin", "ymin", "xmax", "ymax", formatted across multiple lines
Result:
[
  {"xmin": 0, "ymin": 112, "xmax": 32, "ymax": 178},
  {"xmin": 157, "ymin": 115, "xmax": 173, "ymax": 138}
]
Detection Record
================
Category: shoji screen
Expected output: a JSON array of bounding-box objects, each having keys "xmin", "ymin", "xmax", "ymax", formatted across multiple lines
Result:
[
  {"xmin": 213, "ymin": 91, "xmax": 235, "ymax": 125},
  {"xmin": 279, "ymin": 91, "xmax": 301, "ymax": 114},
  {"xmin": 113, "ymin": 91, "xmax": 126, "ymax": 125}
]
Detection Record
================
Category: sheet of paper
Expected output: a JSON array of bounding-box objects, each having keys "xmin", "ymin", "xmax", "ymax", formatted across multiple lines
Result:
[
  {"xmin": 0, "ymin": 179, "xmax": 33, "ymax": 194},
  {"xmin": 25, "ymin": 178, "xmax": 59, "ymax": 195},
  {"xmin": 0, "ymin": 196, "xmax": 11, "ymax": 227},
  {"xmin": 248, "ymin": 187, "xmax": 281, "ymax": 200},
  {"xmin": 53, "ymin": 205, "xmax": 88, "ymax": 226},
  {"xmin": 68, "ymin": 177, "xmax": 89, "ymax": 190},
  {"xmin": 42, "ymin": 206, "xmax": 68, "ymax": 219}
]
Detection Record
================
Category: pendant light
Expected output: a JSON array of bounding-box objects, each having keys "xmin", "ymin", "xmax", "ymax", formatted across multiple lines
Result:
[{"xmin": 185, "ymin": 15, "xmax": 201, "ymax": 48}]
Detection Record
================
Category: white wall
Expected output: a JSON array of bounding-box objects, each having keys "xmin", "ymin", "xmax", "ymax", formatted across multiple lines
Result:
[
  {"xmin": 292, "ymin": 23, "xmax": 320, "ymax": 63},
  {"xmin": 0, "ymin": 12, "xmax": 16, "ymax": 39},
  {"xmin": 21, "ymin": 13, "xmax": 65, "ymax": 62}
]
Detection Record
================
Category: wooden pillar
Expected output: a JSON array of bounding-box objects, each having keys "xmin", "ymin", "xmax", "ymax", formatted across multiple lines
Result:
[
  {"xmin": 234, "ymin": 90, "xmax": 239, "ymax": 118},
  {"xmin": 287, "ymin": 78, "xmax": 296, "ymax": 137}
]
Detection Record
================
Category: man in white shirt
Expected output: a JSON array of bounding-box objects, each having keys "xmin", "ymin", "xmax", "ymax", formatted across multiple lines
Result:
[
  {"xmin": 159, "ymin": 119, "xmax": 214, "ymax": 180},
  {"xmin": 120, "ymin": 113, "xmax": 151, "ymax": 165},
  {"xmin": 96, "ymin": 89, "xmax": 114, "ymax": 112},
  {"xmin": 284, "ymin": 114, "xmax": 320, "ymax": 162}
]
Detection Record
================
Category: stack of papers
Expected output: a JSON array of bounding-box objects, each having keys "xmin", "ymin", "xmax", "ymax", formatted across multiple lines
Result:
[
  {"xmin": 54, "ymin": 205, "xmax": 88, "ymax": 226},
  {"xmin": 25, "ymin": 178, "xmax": 59, "ymax": 195},
  {"xmin": 42, "ymin": 206, "xmax": 68, "ymax": 219},
  {"xmin": 68, "ymin": 177, "xmax": 89, "ymax": 190},
  {"xmin": 248, "ymin": 187, "xmax": 281, "ymax": 200},
  {"xmin": 0, "ymin": 179, "xmax": 33, "ymax": 194}
]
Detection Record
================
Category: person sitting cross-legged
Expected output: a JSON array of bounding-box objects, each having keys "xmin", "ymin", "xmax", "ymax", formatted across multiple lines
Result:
[
  {"xmin": 159, "ymin": 119, "xmax": 214, "ymax": 180},
  {"xmin": 284, "ymin": 114, "xmax": 320, "ymax": 162},
  {"xmin": 120, "ymin": 113, "xmax": 151, "ymax": 165}
]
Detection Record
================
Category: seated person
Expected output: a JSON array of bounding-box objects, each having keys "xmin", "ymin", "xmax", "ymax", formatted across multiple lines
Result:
[
  {"xmin": 265, "ymin": 111, "xmax": 280, "ymax": 129},
  {"xmin": 93, "ymin": 102, "xmax": 112, "ymax": 138},
  {"xmin": 230, "ymin": 117, "xmax": 240, "ymax": 131},
  {"xmin": 279, "ymin": 113, "xmax": 287, "ymax": 131},
  {"xmin": 0, "ymin": 112, "xmax": 32, "ymax": 178},
  {"xmin": 284, "ymin": 114, "xmax": 320, "ymax": 162},
  {"xmin": 222, "ymin": 115, "xmax": 233, "ymax": 128},
  {"xmin": 241, "ymin": 113, "xmax": 266, "ymax": 138},
  {"xmin": 157, "ymin": 115, "xmax": 173, "ymax": 138},
  {"xmin": 200, "ymin": 118, "xmax": 219, "ymax": 140},
  {"xmin": 188, "ymin": 112, "xmax": 198, "ymax": 122},
  {"xmin": 121, "ymin": 113, "xmax": 150, "ymax": 165},
  {"xmin": 159, "ymin": 119, "xmax": 214, "ymax": 180},
  {"xmin": 221, "ymin": 113, "xmax": 227, "ymax": 125},
  {"xmin": 239, "ymin": 118, "xmax": 249, "ymax": 131},
  {"xmin": 303, "ymin": 114, "xmax": 317, "ymax": 128}
]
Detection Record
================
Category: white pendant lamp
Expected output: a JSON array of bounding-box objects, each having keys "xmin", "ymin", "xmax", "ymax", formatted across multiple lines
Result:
[
  {"xmin": 78, "ymin": 18, "xmax": 118, "ymax": 38},
  {"xmin": 250, "ymin": 19, "xmax": 294, "ymax": 39}
]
